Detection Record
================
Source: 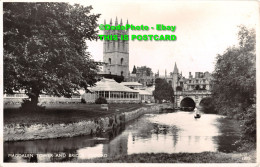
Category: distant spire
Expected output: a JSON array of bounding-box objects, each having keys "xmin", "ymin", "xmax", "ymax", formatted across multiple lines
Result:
[
  {"xmin": 104, "ymin": 19, "xmax": 106, "ymax": 25},
  {"xmin": 126, "ymin": 19, "xmax": 129, "ymax": 33},
  {"xmin": 120, "ymin": 18, "xmax": 123, "ymax": 25},
  {"xmin": 110, "ymin": 18, "xmax": 112, "ymax": 25},
  {"xmin": 115, "ymin": 16, "xmax": 118, "ymax": 25},
  {"xmin": 165, "ymin": 69, "xmax": 167, "ymax": 78},
  {"xmin": 173, "ymin": 62, "xmax": 178, "ymax": 74}
]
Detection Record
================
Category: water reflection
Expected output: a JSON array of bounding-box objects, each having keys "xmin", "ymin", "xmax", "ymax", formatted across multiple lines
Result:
[{"xmin": 4, "ymin": 111, "xmax": 240, "ymax": 162}]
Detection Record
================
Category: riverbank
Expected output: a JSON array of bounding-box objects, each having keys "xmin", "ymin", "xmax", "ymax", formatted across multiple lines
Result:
[
  {"xmin": 4, "ymin": 104, "xmax": 161, "ymax": 141},
  {"xmin": 77, "ymin": 150, "xmax": 256, "ymax": 163},
  {"xmin": 4, "ymin": 103, "xmax": 148, "ymax": 125}
]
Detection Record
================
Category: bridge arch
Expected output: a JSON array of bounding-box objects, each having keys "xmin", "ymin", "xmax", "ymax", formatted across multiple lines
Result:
[
  {"xmin": 198, "ymin": 97, "xmax": 215, "ymax": 113},
  {"xmin": 199, "ymin": 97, "xmax": 211, "ymax": 106},
  {"xmin": 180, "ymin": 97, "xmax": 196, "ymax": 111},
  {"xmin": 175, "ymin": 91, "xmax": 212, "ymax": 109}
]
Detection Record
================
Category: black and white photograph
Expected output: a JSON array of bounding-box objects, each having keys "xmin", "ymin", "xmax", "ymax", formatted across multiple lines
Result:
[{"xmin": 1, "ymin": 0, "xmax": 259, "ymax": 165}]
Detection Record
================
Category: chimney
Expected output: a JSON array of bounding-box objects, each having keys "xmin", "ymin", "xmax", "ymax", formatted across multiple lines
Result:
[{"xmin": 195, "ymin": 72, "xmax": 199, "ymax": 78}]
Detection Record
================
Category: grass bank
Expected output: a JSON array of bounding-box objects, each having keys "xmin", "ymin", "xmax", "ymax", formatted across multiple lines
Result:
[
  {"xmin": 77, "ymin": 151, "xmax": 256, "ymax": 163},
  {"xmin": 4, "ymin": 104, "xmax": 160, "ymax": 141},
  {"xmin": 4, "ymin": 103, "xmax": 148, "ymax": 125}
]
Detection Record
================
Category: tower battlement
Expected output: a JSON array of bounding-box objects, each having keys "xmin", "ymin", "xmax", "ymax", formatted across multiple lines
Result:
[
  {"xmin": 103, "ymin": 17, "xmax": 129, "ymax": 79},
  {"xmin": 103, "ymin": 17, "xmax": 129, "ymax": 36}
]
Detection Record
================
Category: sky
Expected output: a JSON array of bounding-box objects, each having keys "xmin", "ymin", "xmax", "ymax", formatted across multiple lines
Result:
[{"xmin": 74, "ymin": 0, "xmax": 258, "ymax": 78}]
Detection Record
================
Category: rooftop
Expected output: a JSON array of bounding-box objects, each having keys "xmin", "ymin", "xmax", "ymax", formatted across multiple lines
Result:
[
  {"xmin": 136, "ymin": 89, "xmax": 152, "ymax": 95},
  {"xmin": 89, "ymin": 78, "xmax": 139, "ymax": 93},
  {"xmin": 120, "ymin": 82, "xmax": 143, "ymax": 86}
]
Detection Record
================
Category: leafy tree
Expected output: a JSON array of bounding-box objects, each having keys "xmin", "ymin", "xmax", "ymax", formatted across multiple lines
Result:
[
  {"xmin": 211, "ymin": 25, "xmax": 256, "ymax": 145},
  {"xmin": 100, "ymin": 74, "xmax": 124, "ymax": 83},
  {"xmin": 146, "ymin": 79, "xmax": 154, "ymax": 87},
  {"xmin": 4, "ymin": 3, "xmax": 100, "ymax": 108},
  {"xmin": 153, "ymin": 78, "xmax": 174, "ymax": 103},
  {"xmin": 137, "ymin": 66, "xmax": 152, "ymax": 76},
  {"xmin": 131, "ymin": 65, "xmax": 137, "ymax": 74},
  {"xmin": 95, "ymin": 97, "xmax": 107, "ymax": 104}
]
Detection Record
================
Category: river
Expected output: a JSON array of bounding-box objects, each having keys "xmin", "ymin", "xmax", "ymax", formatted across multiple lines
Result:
[{"xmin": 4, "ymin": 111, "xmax": 241, "ymax": 162}]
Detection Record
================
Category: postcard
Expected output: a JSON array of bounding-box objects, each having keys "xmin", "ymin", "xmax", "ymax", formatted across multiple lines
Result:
[{"xmin": 1, "ymin": 0, "xmax": 259, "ymax": 166}]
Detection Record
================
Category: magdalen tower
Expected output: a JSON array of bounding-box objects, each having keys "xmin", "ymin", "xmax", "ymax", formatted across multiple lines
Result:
[{"xmin": 103, "ymin": 17, "xmax": 129, "ymax": 80}]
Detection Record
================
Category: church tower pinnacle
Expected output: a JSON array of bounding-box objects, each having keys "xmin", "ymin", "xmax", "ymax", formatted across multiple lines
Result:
[
  {"xmin": 173, "ymin": 62, "xmax": 179, "ymax": 74},
  {"xmin": 172, "ymin": 62, "xmax": 179, "ymax": 92},
  {"xmin": 115, "ymin": 16, "xmax": 118, "ymax": 25}
]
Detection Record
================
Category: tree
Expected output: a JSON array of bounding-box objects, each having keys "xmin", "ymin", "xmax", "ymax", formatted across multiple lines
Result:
[
  {"xmin": 95, "ymin": 97, "xmax": 107, "ymax": 104},
  {"xmin": 4, "ymin": 3, "xmax": 100, "ymax": 108},
  {"xmin": 211, "ymin": 25, "xmax": 256, "ymax": 144},
  {"xmin": 153, "ymin": 78, "xmax": 174, "ymax": 103},
  {"xmin": 137, "ymin": 66, "xmax": 152, "ymax": 76},
  {"xmin": 131, "ymin": 65, "xmax": 137, "ymax": 74},
  {"xmin": 100, "ymin": 74, "xmax": 124, "ymax": 83}
]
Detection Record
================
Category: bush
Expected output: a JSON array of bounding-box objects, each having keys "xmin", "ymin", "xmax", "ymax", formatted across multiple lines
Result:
[
  {"xmin": 95, "ymin": 97, "xmax": 107, "ymax": 104},
  {"xmin": 239, "ymin": 104, "xmax": 256, "ymax": 149},
  {"xmin": 20, "ymin": 98, "xmax": 45, "ymax": 112},
  {"xmin": 101, "ymin": 74, "xmax": 124, "ymax": 83},
  {"xmin": 81, "ymin": 98, "xmax": 86, "ymax": 103}
]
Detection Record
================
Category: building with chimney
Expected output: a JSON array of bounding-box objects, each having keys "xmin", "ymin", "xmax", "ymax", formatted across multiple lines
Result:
[{"xmin": 156, "ymin": 62, "xmax": 212, "ymax": 92}]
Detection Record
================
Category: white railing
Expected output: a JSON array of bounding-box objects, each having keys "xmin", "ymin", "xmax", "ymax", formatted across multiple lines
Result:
[{"xmin": 4, "ymin": 94, "xmax": 81, "ymax": 99}]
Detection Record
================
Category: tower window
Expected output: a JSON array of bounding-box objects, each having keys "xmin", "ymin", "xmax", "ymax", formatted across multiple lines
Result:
[
  {"xmin": 121, "ymin": 71, "xmax": 123, "ymax": 76},
  {"xmin": 109, "ymin": 58, "xmax": 111, "ymax": 64},
  {"xmin": 180, "ymin": 81, "xmax": 183, "ymax": 87},
  {"xmin": 121, "ymin": 58, "xmax": 124, "ymax": 65}
]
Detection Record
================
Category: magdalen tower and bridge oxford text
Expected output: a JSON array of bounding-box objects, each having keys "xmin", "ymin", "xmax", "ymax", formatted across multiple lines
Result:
[{"xmin": 99, "ymin": 18, "xmax": 212, "ymax": 108}]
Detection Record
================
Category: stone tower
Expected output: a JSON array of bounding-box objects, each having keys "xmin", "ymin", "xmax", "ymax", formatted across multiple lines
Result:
[
  {"xmin": 172, "ymin": 62, "xmax": 179, "ymax": 91},
  {"xmin": 103, "ymin": 17, "xmax": 129, "ymax": 80}
]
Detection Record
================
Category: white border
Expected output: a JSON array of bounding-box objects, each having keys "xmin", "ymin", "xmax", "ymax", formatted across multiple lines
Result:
[{"xmin": 0, "ymin": 0, "xmax": 259, "ymax": 167}]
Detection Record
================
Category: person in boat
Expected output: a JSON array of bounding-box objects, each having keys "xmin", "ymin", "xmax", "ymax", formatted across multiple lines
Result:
[{"xmin": 194, "ymin": 107, "xmax": 200, "ymax": 117}]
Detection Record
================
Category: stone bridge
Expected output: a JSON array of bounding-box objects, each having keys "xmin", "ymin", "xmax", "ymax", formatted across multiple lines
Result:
[{"xmin": 174, "ymin": 90, "xmax": 212, "ymax": 109}]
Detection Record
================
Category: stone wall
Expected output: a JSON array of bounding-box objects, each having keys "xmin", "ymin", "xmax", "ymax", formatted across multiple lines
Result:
[{"xmin": 4, "ymin": 105, "xmax": 160, "ymax": 141}]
